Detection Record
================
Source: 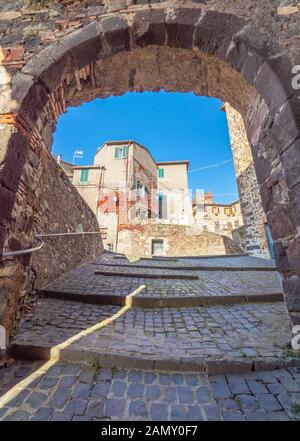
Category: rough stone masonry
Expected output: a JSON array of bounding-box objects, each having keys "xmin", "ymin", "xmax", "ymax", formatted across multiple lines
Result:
[{"xmin": 0, "ymin": 0, "xmax": 300, "ymax": 344}]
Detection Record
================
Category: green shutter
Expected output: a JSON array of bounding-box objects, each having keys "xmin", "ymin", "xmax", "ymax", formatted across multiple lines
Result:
[
  {"xmin": 80, "ymin": 169, "xmax": 89, "ymax": 183},
  {"xmin": 114, "ymin": 146, "xmax": 127, "ymax": 158},
  {"xmin": 158, "ymin": 168, "xmax": 164, "ymax": 178}
]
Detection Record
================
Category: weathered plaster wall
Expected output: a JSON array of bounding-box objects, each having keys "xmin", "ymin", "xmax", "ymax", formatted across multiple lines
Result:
[
  {"xmin": 117, "ymin": 223, "xmax": 241, "ymax": 258},
  {"xmin": 157, "ymin": 162, "xmax": 193, "ymax": 225},
  {"xmin": 223, "ymin": 103, "xmax": 270, "ymax": 258},
  {"xmin": 73, "ymin": 166, "xmax": 101, "ymax": 214}
]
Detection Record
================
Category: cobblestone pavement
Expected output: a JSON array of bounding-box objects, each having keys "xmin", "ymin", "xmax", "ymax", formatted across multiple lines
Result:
[
  {"xmin": 43, "ymin": 255, "xmax": 281, "ymax": 302},
  {"xmin": 2, "ymin": 252, "xmax": 296, "ymax": 421},
  {"xmin": 13, "ymin": 299, "xmax": 291, "ymax": 369},
  {"xmin": 1, "ymin": 361, "xmax": 300, "ymax": 421}
]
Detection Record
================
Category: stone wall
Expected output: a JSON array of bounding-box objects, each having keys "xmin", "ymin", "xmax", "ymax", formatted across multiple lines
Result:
[
  {"xmin": 31, "ymin": 152, "xmax": 103, "ymax": 290},
  {"xmin": 223, "ymin": 103, "xmax": 271, "ymax": 258},
  {"xmin": 117, "ymin": 223, "xmax": 241, "ymax": 258},
  {"xmin": 0, "ymin": 131, "xmax": 103, "ymax": 344},
  {"xmin": 231, "ymin": 225, "xmax": 247, "ymax": 253}
]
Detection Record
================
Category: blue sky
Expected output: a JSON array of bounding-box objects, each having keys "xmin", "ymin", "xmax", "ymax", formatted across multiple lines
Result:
[{"xmin": 53, "ymin": 91, "xmax": 238, "ymax": 204}]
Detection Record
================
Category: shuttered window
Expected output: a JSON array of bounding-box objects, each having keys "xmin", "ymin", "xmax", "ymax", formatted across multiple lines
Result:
[
  {"xmin": 158, "ymin": 168, "xmax": 164, "ymax": 178},
  {"xmin": 80, "ymin": 169, "xmax": 89, "ymax": 183},
  {"xmin": 114, "ymin": 146, "xmax": 128, "ymax": 159}
]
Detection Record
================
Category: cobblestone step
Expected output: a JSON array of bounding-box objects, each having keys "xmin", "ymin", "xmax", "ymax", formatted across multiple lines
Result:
[
  {"xmin": 113, "ymin": 256, "xmax": 179, "ymax": 261},
  {"xmin": 45, "ymin": 256, "xmax": 281, "ymax": 299},
  {"xmin": 41, "ymin": 255, "xmax": 282, "ymax": 308},
  {"xmin": 2, "ymin": 252, "xmax": 297, "ymax": 421},
  {"xmin": 10, "ymin": 299, "xmax": 299, "ymax": 375},
  {"xmin": 94, "ymin": 270, "xmax": 200, "ymax": 280},
  {"xmin": 41, "ymin": 288, "xmax": 283, "ymax": 308},
  {"xmin": 113, "ymin": 253, "xmax": 249, "ymax": 261},
  {"xmin": 132, "ymin": 293, "xmax": 283, "ymax": 308},
  {"xmin": 109, "ymin": 253, "xmax": 275, "ymax": 268},
  {"xmin": 92, "ymin": 262, "xmax": 277, "ymax": 272},
  {"xmin": 1, "ymin": 360, "xmax": 300, "ymax": 421},
  {"xmin": 12, "ymin": 343, "xmax": 300, "ymax": 375}
]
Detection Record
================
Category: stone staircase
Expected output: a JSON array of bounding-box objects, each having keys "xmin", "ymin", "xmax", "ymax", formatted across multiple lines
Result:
[
  {"xmin": 2, "ymin": 252, "xmax": 300, "ymax": 422},
  {"xmin": 10, "ymin": 252, "xmax": 298, "ymax": 375}
]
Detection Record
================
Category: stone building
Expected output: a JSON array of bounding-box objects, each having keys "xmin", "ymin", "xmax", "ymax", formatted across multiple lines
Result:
[
  {"xmin": 117, "ymin": 223, "xmax": 241, "ymax": 257},
  {"xmin": 66, "ymin": 140, "xmax": 243, "ymax": 257},
  {"xmin": 193, "ymin": 191, "xmax": 244, "ymax": 238},
  {"xmin": 221, "ymin": 103, "xmax": 273, "ymax": 259},
  {"xmin": 71, "ymin": 140, "xmax": 199, "ymax": 253},
  {"xmin": 72, "ymin": 140, "xmax": 157, "ymax": 251}
]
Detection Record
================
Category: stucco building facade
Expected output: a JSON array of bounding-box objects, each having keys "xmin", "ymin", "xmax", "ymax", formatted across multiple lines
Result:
[{"xmin": 156, "ymin": 161, "xmax": 193, "ymax": 226}]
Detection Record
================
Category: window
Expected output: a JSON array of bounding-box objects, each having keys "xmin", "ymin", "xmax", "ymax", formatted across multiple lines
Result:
[
  {"xmin": 212, "ymin": 206, "xmax": 219, "ymax": 215},
  {"xmin": 215, "ymin": 221, "xmax": 220, "ymax": 230},
  {"xmin": 158, "ymin": 192, "xmax": 167, "ymax": 219},
  {"xmin": 114, "ymin": 145, "xmax": 128, "ymax": 159},
  {"xmin": 135, "ymin": 180, "xmax": 143, "ymax": 197},
  {"xmin": 158, "ymin": 168, "xmax": 164, "ymax": 178},
  {"xmin": 80, "ymin": 169, "xmax": 89, "ymax": 183},
  {"xmin": 227, "ymin": 222, "xmax": 232, "ymax": 230},
  {"xmin": 140, "ymin": 210, "xmax": 148, "ymax": 221},
  {"xmin": 224, "ymin": 207, "xmax": 231, "ymax": 216},
  {"xmin": 235, "ymin": 220, "xmax": 240, "ymax": 228}
]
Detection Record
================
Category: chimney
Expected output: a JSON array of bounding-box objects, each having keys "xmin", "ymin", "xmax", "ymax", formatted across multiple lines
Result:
[{"xmin": 205, "ymin": 192, "xmax": 213, "ymax": 204}]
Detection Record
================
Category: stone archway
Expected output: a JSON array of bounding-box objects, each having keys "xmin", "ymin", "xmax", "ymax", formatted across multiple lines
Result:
[{"xmin": 0, "ymin": 2, "xmax": 300, "ymax": 338}]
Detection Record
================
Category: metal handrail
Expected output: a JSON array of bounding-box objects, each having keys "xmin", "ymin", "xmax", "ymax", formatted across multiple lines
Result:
[
  {"xmin": 1, "ymin": 237, "xmax": 45, "ymax": 258},
  {"xmin": 1, "ymin": 230, "xmax": 103, "ymax": 258},
  {"xmin": 35, "ymin": 231, "xmax": 102, "ymax": 238}
]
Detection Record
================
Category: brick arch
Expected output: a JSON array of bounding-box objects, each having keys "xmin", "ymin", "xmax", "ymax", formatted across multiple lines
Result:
[{"xmin": 1, "ymin": 6, "xmax": 300, "ymax": 334}]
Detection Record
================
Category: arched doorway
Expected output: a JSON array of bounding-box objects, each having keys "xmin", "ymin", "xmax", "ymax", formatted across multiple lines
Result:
[{"xmin": 0, "ymin": 4, "xmax": 299, "ymax": 337}]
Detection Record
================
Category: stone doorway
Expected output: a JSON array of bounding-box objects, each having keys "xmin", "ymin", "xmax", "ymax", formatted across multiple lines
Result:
[
  {"xmin": 151, "ymin": 239, "xmax": 165, "ymax": 256},
  {"xmin": 0, "ymin": 2, "xmax": 299, "ymax": 338}
]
